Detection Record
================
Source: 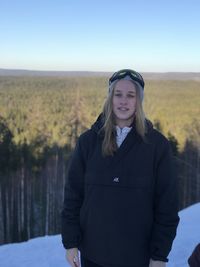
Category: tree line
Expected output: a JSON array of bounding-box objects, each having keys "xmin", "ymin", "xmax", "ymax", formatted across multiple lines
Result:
[{"xmin": 0, "ymin": 76, "xmax": 199, "ymax": 245}]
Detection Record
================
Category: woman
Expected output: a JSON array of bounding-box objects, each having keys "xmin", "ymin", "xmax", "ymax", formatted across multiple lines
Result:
[{"xmin": 61, "ymin": 69, "xmax": 179, "ymax": 267}]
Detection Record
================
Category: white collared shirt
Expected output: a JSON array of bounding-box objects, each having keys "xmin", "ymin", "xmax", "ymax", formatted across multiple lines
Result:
[{"xmin": 115, "ymin": 125, "xmax": 132, "ymax": 147}]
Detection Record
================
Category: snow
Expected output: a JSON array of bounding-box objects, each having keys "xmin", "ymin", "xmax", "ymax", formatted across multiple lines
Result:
[
  {"xmin": 0, "ymin": 235, "xmax": 68, "ymax": 267},
  {"xmin": 0, "ymin": 203, "xmax": 200, "ymax": 267},
  {"xmin": 168, "ymin": 202, "xmax": 200, "ymax": 266}
]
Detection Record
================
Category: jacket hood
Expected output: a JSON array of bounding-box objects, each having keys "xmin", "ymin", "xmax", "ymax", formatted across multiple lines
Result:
[{"xmin": 91, "ymin": 113, "xmax": 154, "ymax": 136}]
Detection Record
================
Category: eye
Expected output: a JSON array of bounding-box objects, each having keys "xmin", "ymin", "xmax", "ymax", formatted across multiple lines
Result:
[
  {"xmin": 114, "ymin": 93, "xmax": 122, "ymax": 97},
  {"xmin": 127, "ymin": 94, "xmax": 136, "ymax": 98}
]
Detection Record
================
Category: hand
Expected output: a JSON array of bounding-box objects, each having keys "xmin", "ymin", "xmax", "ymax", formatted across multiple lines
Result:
[
  {"xmin": 66, "ymin": 248, "xmax": 80, "ymax": 267},
  {"xmin": 149, "ymin": 259, "xmax": 166, "ymax": 267}
]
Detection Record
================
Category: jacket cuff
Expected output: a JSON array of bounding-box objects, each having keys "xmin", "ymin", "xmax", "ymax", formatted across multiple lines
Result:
[
  {"xmin": 151, "ymin": 255, "xmax": 168, "ymax": 262},
  {"xmin": 63, "ymin": 243, "xmax": 79, "ymax": 250}
]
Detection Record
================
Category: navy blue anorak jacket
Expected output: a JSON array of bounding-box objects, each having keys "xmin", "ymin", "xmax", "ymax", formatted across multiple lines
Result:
[{"xmin": 61, "ymin": 114, "xmax": 179, "ymax": 267}]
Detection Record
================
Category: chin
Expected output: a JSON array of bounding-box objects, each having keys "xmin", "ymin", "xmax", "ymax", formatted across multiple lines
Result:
[{"xmin": 116, "ymin": 113, "xmax": 134, "ymax": 120}]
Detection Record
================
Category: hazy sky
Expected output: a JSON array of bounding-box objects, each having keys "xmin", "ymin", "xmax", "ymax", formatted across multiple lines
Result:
[{"xmin": 1, "ymin": 0, "xmax": 200, "ymax": 72}]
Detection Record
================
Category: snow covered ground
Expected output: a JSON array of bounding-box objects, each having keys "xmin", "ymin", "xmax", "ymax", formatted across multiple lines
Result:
[{"xmin": 0, "ymin": 203, "xmax": 200, "ymax": 267}]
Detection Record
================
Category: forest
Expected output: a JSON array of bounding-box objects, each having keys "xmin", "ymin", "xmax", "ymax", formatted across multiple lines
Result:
[{"xmin": 0, "ymin": 75, "xmax": 200, "ymax": 245}]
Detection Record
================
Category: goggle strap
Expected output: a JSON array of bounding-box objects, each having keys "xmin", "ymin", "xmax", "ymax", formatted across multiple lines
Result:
[{"xmin": 109, "ymin": 70, "xmax": 144, "ymax": 88}]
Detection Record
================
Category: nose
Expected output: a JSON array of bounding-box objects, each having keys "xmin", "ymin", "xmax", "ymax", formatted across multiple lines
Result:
[{"xmin": 120, "ymin": 96, "xmax": 128, "ymax": 105}]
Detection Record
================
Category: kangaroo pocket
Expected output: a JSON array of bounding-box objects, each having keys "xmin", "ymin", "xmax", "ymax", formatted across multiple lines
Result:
[{"xmin": 79, "ymin": 179, "xmax": 153, "ymax": 266}]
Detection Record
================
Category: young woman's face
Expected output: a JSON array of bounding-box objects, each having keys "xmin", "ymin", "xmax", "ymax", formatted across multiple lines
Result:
[{"xmin": 112, "ymin": 79, "xmax": 137, "ymax": 127}]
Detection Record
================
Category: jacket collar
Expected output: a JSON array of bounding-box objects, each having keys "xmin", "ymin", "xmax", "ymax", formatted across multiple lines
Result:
[
  {"xmin": 91, "ymin": 113, "xmax": 153, "ymax": 167},
  {"xmin": 91, "ymin": 112, "xmax": 153, "ymax": 137}
]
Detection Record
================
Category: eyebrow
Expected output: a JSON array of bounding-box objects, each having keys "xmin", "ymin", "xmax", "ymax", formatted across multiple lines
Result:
[{"xmin": 115, "ymin": 90, "xmax": 136, "ymax": 94}]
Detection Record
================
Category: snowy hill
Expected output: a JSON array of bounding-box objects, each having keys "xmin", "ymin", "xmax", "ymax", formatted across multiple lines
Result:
[{"xmin": 0, "ymin": 203, "xmax": 200, "ymax": 267}]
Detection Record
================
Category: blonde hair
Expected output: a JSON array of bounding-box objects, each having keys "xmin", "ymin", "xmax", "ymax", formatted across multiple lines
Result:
[{"xmin": 101, "ymin": 80, "xmax": 147, "ymax": 156}]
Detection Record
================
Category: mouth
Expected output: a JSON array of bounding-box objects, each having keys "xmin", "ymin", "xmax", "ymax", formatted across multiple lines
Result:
[{"xmin": 118, "ymin": 107, "xmax": 129, "ymax": 111}]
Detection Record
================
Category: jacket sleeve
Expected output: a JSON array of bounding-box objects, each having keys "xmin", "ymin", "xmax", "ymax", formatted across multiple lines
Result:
[
  {"xmin": 61, "ymin": 136, "xmax": 86, "ymax": 249},
  {"xmin": 150, "ymin": 140, "xmax": 180, "ymax": 262}
]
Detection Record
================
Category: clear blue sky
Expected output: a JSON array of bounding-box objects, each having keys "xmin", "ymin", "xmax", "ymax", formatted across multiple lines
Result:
[{"xmin": 1, "ymin": 0, "xmax": 200, "ymax": 72}]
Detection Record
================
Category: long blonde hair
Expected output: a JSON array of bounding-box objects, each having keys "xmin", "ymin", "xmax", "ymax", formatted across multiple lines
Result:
[{"xmin": 101, "ymin": 80, "xmax": 147, "ymax": 156}]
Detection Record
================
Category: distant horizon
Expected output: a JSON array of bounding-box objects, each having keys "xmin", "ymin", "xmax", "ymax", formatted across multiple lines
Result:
[{"xmin": 1, "ymin": 67, "xmax": 200, "ymax": 74}]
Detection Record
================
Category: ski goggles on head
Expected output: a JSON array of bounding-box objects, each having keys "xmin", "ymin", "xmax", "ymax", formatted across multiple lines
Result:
[{"xmin": 109, "ymin": 69, "xmax": 145, "ymax": 89}]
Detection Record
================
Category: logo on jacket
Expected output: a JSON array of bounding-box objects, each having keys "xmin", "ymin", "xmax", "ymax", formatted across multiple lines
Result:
[{"xmin": 113, "ymin": 177, "xmax": 120, "ymax": 183}]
